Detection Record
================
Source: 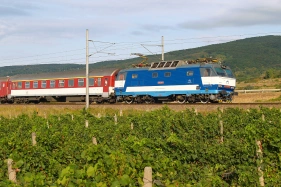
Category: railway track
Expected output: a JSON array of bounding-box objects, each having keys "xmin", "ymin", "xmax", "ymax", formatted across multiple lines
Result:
[{"xmin": 1, "ymin": 102, "xmax": 281, "ymax": 106}]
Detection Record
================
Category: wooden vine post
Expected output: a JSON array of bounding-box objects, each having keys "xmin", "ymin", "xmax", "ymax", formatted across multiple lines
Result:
[
  {"xmin": 92, "ymin": 137, "xmax": 97, "ymax": 145},
  {"xmin": 143, "ymin": 167, "xmax": 152, "ymax": 187},
  {"xmin": 85, "ymin": 120, "xmax": 89, "ymax": 128},
  {"xmin": 131, "ymin": 122, "xmax": 134, "ymax": 130},
  {"xmin": 220, "ymin": 120, "xmax": 224, "ymax": 143},
  {"xmin": 32, "ymin": 132, "xmax": 37, "ymax": 146},
  {"xmin": 256, "ymin": 113, "xmax": 265, "ymax": 186},
  {"xmin": 114, "ymin": 114, "xmax": 117, "ymax": 125},
  {"xmin": 7, "ymin": 159, "xmax": 17, "ymax": 183},
  {"xmin": 256, "ymin": 140, "xmax": 264, "ymax": 186},
  {"xmin": 219, "ymin": 108, "xmax": 224, "ymax": 143}
]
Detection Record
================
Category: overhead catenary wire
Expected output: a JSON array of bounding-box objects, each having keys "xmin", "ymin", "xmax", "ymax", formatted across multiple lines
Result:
[{"xmin": 0, "ymin": 31, "xmax": 280, "ymax": 67}]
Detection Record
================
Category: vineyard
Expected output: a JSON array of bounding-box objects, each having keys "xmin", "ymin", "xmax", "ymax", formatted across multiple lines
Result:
[{"xmin": 0, "ymin": 106, "xmax": 281, "ymax": 186}]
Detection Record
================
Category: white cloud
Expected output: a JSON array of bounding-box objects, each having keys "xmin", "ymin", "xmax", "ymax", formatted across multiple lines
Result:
[{"xmin": 0, "ymin": 0, "xmax": 281, "ymax": 66}]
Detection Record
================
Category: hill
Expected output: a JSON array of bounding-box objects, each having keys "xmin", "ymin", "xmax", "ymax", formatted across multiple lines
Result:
[{"xmin": 1, "ymin": 35, "xmax": 281, "ymax": 82}]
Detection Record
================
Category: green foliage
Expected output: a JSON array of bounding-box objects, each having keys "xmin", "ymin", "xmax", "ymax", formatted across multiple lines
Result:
[{"xmin": 0, "ymin": 107, "xmax": 281, "ymax": 186}]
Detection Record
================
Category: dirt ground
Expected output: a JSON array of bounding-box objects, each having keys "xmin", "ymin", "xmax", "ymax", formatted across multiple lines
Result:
[
  {"xmin": 233, "ymin": 92, "xmax": 281, "ymax": 103},
  {"xmin": 0, "ymin": 92, "xmax": 280, "ymax": 117}
]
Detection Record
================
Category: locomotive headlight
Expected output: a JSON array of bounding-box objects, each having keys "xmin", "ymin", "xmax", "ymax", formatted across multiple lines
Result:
[
  {"xmin": 196, "ymin": 86, "xmax": 200, "ymax": 90},
  {"xmin": 230, "ymin": 86, "xmax": 234, "ymax": 89}
]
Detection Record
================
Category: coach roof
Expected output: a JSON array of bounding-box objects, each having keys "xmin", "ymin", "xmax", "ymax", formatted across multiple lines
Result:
[{"xmin": 10, "ymin": 68, "xmax": 120, "ymax": 81}]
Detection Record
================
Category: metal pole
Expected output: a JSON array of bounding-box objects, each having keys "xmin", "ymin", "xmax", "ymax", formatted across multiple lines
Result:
[
  {"xmin": 86, "ymin": 29, "xmax": 89, "ymax": 109},
  {"xmin": 161, "ymin": 36, "xmax": 164, "ymax": 61}
]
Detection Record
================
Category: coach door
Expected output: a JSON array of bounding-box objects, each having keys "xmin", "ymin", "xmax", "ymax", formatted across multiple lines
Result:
[{"xmin": 102, "ymin": 77, "xmax": 109, "ymax": 97}]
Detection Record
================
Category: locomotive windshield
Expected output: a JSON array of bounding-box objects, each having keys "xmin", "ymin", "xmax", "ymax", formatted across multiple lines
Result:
[{"xmin": 214, "ymin": 67, "xmax": 234, "ymax": 78}]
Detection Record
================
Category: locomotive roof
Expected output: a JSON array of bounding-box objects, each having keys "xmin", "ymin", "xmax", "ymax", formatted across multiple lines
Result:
[
  {"xmin": 10, "ymin": 68, "xmax": 120, "ymax": 81},
  {"xmin": 120, "ymin": 60, "xmax": 229, "ymax": 72}
]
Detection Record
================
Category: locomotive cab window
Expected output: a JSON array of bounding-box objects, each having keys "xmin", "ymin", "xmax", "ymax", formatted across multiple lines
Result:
[
  {"xmin": 33, "ymin": 81, "xmax": 38, "ymax": 88},
  {"xmin": 41, "ymin": 80, "xmax": 46, "ymax": 88},
  {"xmin": 78, "ymin": 79, "xmax": 84, "ymax": 87},
  {"xmin": 152, "ymin": 72, "xmax": 158, "ymax": 78},
  {"xmin": 25, "ymin": 81, "xmax": 30, "ymax": 89},
  {"xmin": 59, "ymin": 80, "xmax": 65, "ymax": 87},
  {"xmin": 214, "ymin": 67, "xmax": 227, "ymax": 77},
  {"xmin": 132, "ymin": 74, "xmax": 138, "ymax": 79},
  {"xmin": 225, "ymin": 69, "xmax": 234, "ymax": 78},
  {"xmin": 164, "ymin": 72, "xmax": 171, "ymax": 77},
  {"xmin": 200, "ymin": 68, "xmax": 216, "ymax": 77},
  {"xmin": 68, "ymin": 79, "xmax": 74, "ymax": 87},
  {"xmin": 50, "ymin": 80, "xmax": 55, "ymax": 88},
  {"xmin": 186, "ymin": 71, "xmax": 194, "ymax": 76}
]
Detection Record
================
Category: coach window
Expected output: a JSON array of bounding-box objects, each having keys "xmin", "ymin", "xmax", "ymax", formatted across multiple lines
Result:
[
  {"xmin": 132, "ymin": 74, "xmax": 138, "ymax": 79},
  {"xmin": 59, "ymin": 80, "xmax": 64, "ymax": 87},
  {"xmin": 33, "ymin": 81, "xmax": 38, "ymax": 88},
  {"xmin": 97, "ymin": 78, "xmax": 101, "ymax": 86},
  {"xmin": 78, "ymin": 78, "xmax": 84, "ymax": 87},
  {"xmin": 68, "ymin": 79, "xmax": 74, "ymax": 87},
  {"xmin": 164, "ymin": 72, "xmax": 171, "ymax": 77},
  {"xmin": 41, "ymin": 80, "xmax": 46, "ymax": 88},
  {"xmin": 25, "ymin": 81, "xmax": 30, "ymax": 89},
  {"xmin": 89, "ymin": 78, "xmax": 94, "ymax": 86},
  {"xmin": 18, "ymin": 82, "xmax": 22, "ymax": 89},
  {"xmin": 152, "ymin": 72, "xmax": 158, "ymax": 78},
  {"xmin": 105, "ymin": 78, "xmax": 108, "ymax": 86},
  {"xmin": 50, "ymin": 80, "xmax": 55, "ymax": 88},
  {"xmin": 186, "ymin": 71, "xmax": 193, "ymax": 76}
]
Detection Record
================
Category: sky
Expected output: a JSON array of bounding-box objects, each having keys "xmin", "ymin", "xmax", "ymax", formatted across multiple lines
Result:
[{"xmin": 1, "ymin": 0, "xmax": 281, "ymax": 67}]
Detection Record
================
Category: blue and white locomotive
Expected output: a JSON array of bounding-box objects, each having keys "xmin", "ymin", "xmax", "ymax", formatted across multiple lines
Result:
[{"xmin": 114, "ymin": 58, "xmax": 236, "ymax": 104}]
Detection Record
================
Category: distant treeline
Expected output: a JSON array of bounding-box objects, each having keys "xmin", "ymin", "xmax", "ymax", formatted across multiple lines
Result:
[{"xmin": 1, "ymin": 35, "xmax": 281, "ymax": 82}]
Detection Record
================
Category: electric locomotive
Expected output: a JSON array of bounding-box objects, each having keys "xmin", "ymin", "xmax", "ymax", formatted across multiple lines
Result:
[{"xmin": 114, "ymin": 58, "xmax": 236, "ymax": 104}]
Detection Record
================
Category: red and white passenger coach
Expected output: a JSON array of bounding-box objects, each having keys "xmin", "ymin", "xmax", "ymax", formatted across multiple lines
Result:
[{"xmin": 2, "ymin": 68, "xmax": 120, "ymax": 104}]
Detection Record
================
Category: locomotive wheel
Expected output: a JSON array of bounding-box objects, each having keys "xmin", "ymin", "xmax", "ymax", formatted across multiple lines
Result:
[
  {"xmin": 200, "ymin": 98, "xmax": 209, "ymax": 104},
  {"xmin": 177, "ymin": 95, "xmax": 186, "ymax": 104},
  {"xmin": 144, "ymin": 96, "xmax": 154, "ymax": 104},
  {"xmin": 125, "ymin": 98, "xmax": 134, "ymax": 104}
]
